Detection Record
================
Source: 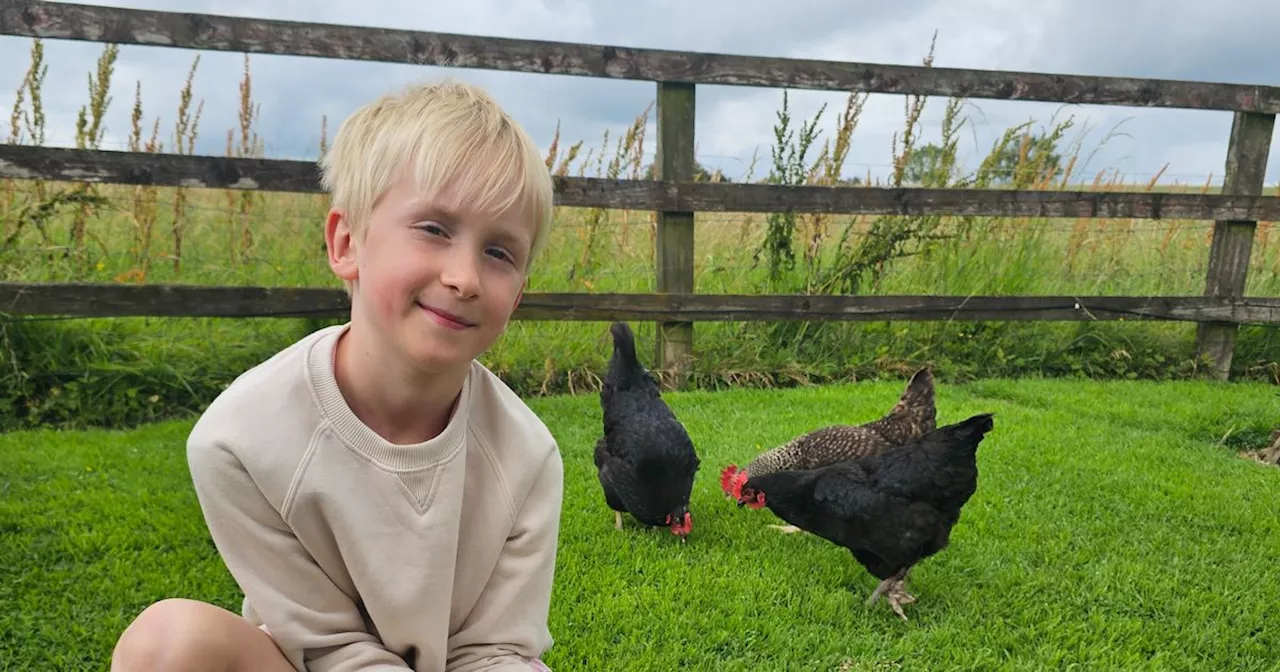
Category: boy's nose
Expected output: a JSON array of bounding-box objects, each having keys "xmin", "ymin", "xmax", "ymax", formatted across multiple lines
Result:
[{"xmin": 440, "ymin": 252, "xmax": 481, "ymax": 298}]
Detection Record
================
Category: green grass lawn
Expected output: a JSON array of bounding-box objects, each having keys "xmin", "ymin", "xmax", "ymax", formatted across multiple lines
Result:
[{"xmin": 2, "ymin": 377, "xmax": 1279, "ymax": 670}]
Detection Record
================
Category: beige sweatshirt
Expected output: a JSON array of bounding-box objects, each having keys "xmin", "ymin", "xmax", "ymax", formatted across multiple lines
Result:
[{"xmin": 186, "ymin": 324, "xmax": 563, "ymax": 671}]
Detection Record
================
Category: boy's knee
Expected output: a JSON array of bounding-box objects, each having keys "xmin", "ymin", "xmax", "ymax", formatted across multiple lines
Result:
[{"xmin": 111, "ymin": 598, "xmax": 222, "ymax": 671}]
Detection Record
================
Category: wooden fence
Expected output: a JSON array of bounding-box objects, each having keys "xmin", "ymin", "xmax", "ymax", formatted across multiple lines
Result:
[{"xmin": 2, "ymin": 0, "xmax": 1279, "ymax": 385}]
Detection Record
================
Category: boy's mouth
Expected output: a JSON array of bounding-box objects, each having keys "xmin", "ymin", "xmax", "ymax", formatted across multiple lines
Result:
[{"xmin": 418, "ymin": 302, "xmax": 476, "ymax": 329}]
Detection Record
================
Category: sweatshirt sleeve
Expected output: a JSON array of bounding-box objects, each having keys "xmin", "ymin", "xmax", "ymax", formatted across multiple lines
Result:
[
  {"xmin": 445, "ymin": 446, "xmax": 564, "ymax": 671},
  {"xmin": 187, "ymin": 434, "xmax": 411, "ymax": 672}
]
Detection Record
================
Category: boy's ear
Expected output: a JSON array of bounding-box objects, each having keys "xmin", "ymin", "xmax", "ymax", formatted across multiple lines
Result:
[{"xmin": 326, "ymin": 208, "xmax": 359, "ymax": 283}]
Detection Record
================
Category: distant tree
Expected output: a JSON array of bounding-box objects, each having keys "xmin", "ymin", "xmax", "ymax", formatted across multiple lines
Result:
[
  {"xmin": 901, "ymin": 144, "xmax": 952, "ymax": 185},
  {"xmin": 990, "ymin": 131, "xmax": 1064, "ymax": 185},
  {"xmin": 901, "ymin": 131, "xmax": 1065, "ymax": 187}
]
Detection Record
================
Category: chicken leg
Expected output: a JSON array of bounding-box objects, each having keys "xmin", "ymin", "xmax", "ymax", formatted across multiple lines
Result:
[
  {"xmin": 614, "ymin": 511, "xmax": 624, "ymax": 530},
  {"xmin": 865, "ymin": 567, "xmax": 915, "ymax": 621}
]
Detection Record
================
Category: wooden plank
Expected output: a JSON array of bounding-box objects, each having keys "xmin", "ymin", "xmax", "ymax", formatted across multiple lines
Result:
[
  {"xmin": 4, "ymin": 283, "xmax": 1280, "ymax": 324},
  {"xmin": 654, "ymin": 82, "xmax": 697, "ymax": 389},
  {"xmin": 0, "ymin": 283, "xmax": 352, "ymax": 318},
  {"xmin": 1194, "ymin": 111, "xmax": 1276, "ymax": 380},
  {"xmin": 638, "ymin": 181, "xmax": 1280, "ymax": 220},
  {"xmin": 0, "ymin": 144, "xmax": 323, "ymax": 192},
  {"xmin": 7, "ymin": 145, "xmax": 1280, "ymax": 221},
  {"xmin": 3, "ymin": 2, "xmax": 1279, "ymax": 112}
]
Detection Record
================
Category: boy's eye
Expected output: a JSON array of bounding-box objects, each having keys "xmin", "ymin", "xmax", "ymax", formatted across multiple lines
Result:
[
  {"xmin": 486, "ymin": 247, "xmax": 513, "ymax": 263},
  {"xmin": 417, "ymin": 222, "xmax": 446, "ymax": 236}
]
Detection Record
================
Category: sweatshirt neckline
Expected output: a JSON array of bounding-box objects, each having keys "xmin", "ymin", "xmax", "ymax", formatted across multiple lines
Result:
[{"xmin": 306, "ymin": 324, "xmax": 471, "ymax": 471}]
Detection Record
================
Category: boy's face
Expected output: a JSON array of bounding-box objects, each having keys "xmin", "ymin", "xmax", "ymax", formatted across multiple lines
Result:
[{"xmin": 325, "ymin": 170, "xmax": 535, "ymax": 376}]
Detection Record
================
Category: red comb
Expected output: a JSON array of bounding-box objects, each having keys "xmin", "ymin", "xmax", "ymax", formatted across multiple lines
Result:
[{"xmin": 719, "ymin": 465, "xmax": 740, "ymax": 497}]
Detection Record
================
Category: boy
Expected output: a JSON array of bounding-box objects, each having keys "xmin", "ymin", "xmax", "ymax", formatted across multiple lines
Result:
[{"xmin": 110, "ymin": 78, "xmax": 563, "ymax": 671}]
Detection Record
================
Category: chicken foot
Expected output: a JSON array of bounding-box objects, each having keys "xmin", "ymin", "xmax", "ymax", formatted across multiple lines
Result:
[
  {"xmin": 865, "ymin": 567, "xmax": 916, "ymax": 621},
  {"xmin": 765, "ymin": 524, "xmax": 804, "ymax": 534}
]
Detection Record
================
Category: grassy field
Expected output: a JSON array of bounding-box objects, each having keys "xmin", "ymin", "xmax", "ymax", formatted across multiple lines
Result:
[
  {"xmin": 2, "ymin": 39, "xmax": 1280, "ymax": 430},
  {"xmin": 2, "ymin": 377, "xmax": 1278, "ymax": 670}
]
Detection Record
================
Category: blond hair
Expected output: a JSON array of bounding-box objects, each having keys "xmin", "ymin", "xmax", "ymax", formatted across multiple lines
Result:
[{"xmin": 319, "ymin": 78, "xmax": 553, "ymax": 287}]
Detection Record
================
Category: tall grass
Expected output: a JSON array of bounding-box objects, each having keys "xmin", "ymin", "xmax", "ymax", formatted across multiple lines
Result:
[{"xmin": 1, "ymin": 37, "xmax": 1278, "ymax": 430}]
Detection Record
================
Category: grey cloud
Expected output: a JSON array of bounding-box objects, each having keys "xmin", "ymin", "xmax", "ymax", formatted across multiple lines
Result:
[{"xmin": 576, "ymin": 0, "xmax": 936, "ymax": 55}]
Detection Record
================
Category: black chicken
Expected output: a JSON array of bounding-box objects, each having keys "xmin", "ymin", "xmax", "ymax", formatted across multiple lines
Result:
[
  {"xmin": 593, "ymin": 322, "xmax": 700, "ymax": 540},
  {"xmin": 737, "ymin": 412, "xmax": 995, "ymax": 620}
]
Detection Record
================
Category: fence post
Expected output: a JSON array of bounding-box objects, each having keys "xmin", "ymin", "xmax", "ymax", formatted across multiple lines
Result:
[
  {"xmin": 1194, "ymin": 111, "xmax": 1276, "ymax": 381},
  {"xmin": 654, "ymin": 81, "xmax": 696, "ymax": 389}
]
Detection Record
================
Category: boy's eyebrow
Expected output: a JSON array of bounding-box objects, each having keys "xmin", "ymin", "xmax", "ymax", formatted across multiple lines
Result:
[{"xmin": 404, "ymin": 201, "xmax": 459, "ymax": 224}]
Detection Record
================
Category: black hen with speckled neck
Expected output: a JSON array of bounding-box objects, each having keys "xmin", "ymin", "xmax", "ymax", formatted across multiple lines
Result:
[
  {"xmin": 740, "ymin": 412, "xmax": 995, "ymax": 621},
  {"xmin": 722, "ymin": 367, "xmax": 936, "ymax": 506}
]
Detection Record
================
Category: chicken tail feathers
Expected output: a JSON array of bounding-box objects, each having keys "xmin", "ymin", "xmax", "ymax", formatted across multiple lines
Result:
[
  {"xmin": 606, "ymin": 321, "xmax": 654, "ymax": 390},
  {"xmin": 900, "ymin": 366, "xmax": 934, "ymax": 406},
  {"xmin": 943, "ymin": 413, "xmax": 995, "ymax": 452},
  {"xmin": 610, "ymin": 321, "xmax": 638, "ymax": 360},
  {"xmin": 954, "ymin": 412, "xmax": 994, "ymax": 437}
]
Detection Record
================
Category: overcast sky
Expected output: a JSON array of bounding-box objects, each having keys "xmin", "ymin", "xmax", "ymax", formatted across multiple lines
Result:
[{"xmin": 2, "ymin": 0, "xmax": 1278, "ymax": 187}]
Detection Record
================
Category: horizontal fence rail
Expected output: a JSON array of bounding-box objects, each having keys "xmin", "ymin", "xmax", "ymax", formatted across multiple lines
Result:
[
  {"xmin": 5, "ymin": 2, "xmax": 1280, "ymax": 113},
  {"xmin": 5, "ymin": 145, "xmax": 1280, "ymax": 220},
  {"xmin": 3, "ymin": 283, "xmax": 1280, "ymax": 324}
]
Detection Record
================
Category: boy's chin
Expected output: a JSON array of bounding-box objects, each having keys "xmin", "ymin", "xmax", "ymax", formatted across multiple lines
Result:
[{"xmin": 405, "ymin": 330, "xmax": 495, "ymax": 371}]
